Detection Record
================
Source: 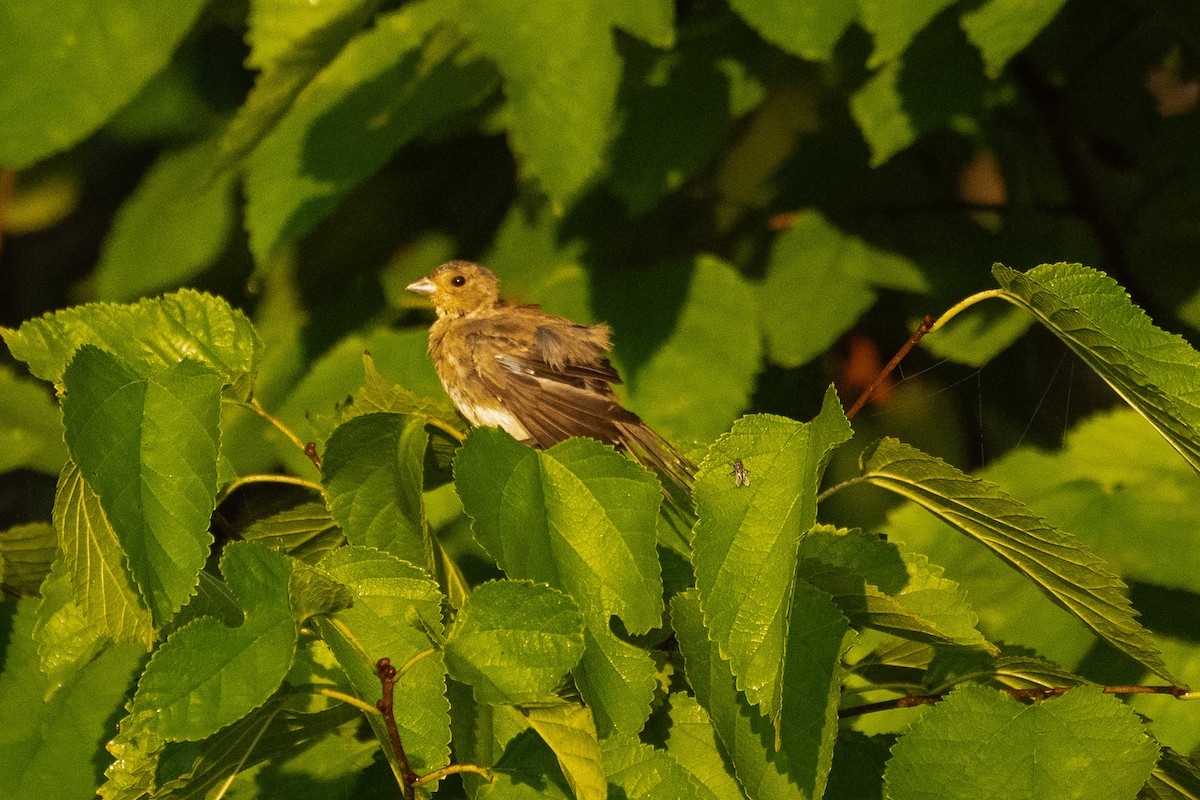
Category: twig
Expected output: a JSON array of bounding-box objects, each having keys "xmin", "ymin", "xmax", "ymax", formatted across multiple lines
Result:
[
  {"xmin": 845, "ymin": 315, "xmax": 934, "ymax": 422},
  {"xmin": 414, "ymin": 763, "xmax": 493, "ymax": 786},
  {"xmin": 839, "ymin": 683, "xmax": 1193, "ymax": 718},
  {"xmin": 376, "ymin": 658, "xmax": 418, "ymax": 799}
]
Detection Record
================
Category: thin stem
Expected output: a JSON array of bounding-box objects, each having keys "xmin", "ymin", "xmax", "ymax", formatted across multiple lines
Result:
[
  {"xmin": 233, "ymin": 397, "xmax": 312, "ymax": 457},
  {"xmin": 839, "ymin": 683, "xmax": 1193, "ymax": 719},
  {"xmin": 376, "ymin": 658, "xmax": 418, "ymax": 799},
  {"xmin": 427, "ymin": 417, "xmax": 467, "ymax": 442},
  {"xmin": 312, "ymin": 686, "xmax": 381, "ymax": 716},
  {"xmin": 221, "ymin": 473, "xmax": 324, "ymax": 500},
  {"xmin": 816, "ymin": 476, "xmax": 870, "ymax": 504},
  {"xmin": 927, "ymin": 289, "xmax": 1009, "ymax": 334},
  {"xmin": 414, "ymin": 763, "xmax": 493, "ymax": 787},
  {"xmin": 211, "ymin": 701, "xmax": 284, "ymax": 800},
  {"xmin": 846, "ymin": 315, "xmax": 934, "ymax": 422},
  {"xmin": 397, "ymin": 648, "xmax": 437, "ymax": 682}
]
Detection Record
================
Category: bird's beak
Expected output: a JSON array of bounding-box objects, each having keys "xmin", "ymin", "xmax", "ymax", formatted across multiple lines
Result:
[{"xmin": 406, "ymin": 276, "xmax": 436, "ymax": 296}]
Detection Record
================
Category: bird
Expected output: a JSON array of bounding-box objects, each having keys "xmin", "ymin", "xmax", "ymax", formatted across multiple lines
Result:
[{"xmin": 406, "ymin": 261, "xmax": 695, "ymax": 503}]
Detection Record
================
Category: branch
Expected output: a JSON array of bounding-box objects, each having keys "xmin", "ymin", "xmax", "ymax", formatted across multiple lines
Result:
[
  {"xmin": 845, "ymin": 315, "xmax": 934, "ymax": 421},
  {"xmin": 376, "ymin": 658, "xmax": 419, "ymax": 799}
]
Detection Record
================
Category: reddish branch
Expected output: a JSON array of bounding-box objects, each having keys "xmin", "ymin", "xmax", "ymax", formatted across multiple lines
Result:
[
  {"xmin": 845, "ymin": 315, "xmax": 934, "ymax": 422},
  {"xmin": 376, "ymin": 657, "xmax": 418, "ymax": 799}
]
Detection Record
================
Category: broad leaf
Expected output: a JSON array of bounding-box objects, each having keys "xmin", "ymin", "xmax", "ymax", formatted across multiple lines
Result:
[
  {"xmin": 1, "ymin": 289, "xmax": 261, "ymax": 390},
  {"xmin": 885, "ymin": 684, "xmax": 1158, "ymax": 800},
  {"xmin": 1142, "ymin": 747, "xmax": 1200, "ymax": 800},
  {"xmin": 727, "ymin": 0, "xmax": 855, "ymax": 62},
  {"xmin": 130, "ymin": 542, "xmax": 299, "ymax": 741},
  {"xmin": 455, "ymin": 428, "xmax": 663, "ymax": 735},
  {"xmin": 602, "ymin": 733, "xmax": 718, "ymax": 800},
  {"xmin": 94, "ymin": 138, "xmax": 238, "ymax": 301},
  {"xmin": 757, "ymin": 212, "xmax": 927, "ymax": 368},
  {"xmin": 240, "ymin": 500, "xmax": 345, "ymax": 563},
  {"xmin": 322, "ymin": 412, "xmax": 432, "ymax": 571},
  {"xmin": 0, "ymin": 600, "xmax": 144, "ymax": 800},
  {"xmin": 691, "ymin": 387, "xmax": 852, "ymax": 719},
  {"xmin": 0, "ymin": 364, "xmax": 68, "ymax": 475},
  {"xmin": 458, "ymin": 0, "xmax": 621, "ymax": 206},
  {"xmin": 62, "ymin": 349, "xmax": 221, "ymax": 624},
  {"xmin": 961, "ymin": 0, "xmax": 1070, "ymax": 77},
  {"xmin": 663, "ymin": 693, "xmax": 746, "ymax": 800},
  {"xmin": 522, "ymin": 700, "xmax": 607, "ymax": 800},
  {"xmin": 992, "ymin": 263, "xmax": 1200, "ymax": 474},
  {"xmin": 798, "ymin": 526, "xmax": 991, "ymax": 651},
  {"xmin": 316, "ymin": 546, "xmax": 451, "ymax": 780},
  {"xmin": 0, "ymin": 0, "xmax": 208, "ymax": 168},
  {"xmin": 859, "ymin": 0, "xmax": 958, "ymax": 67},
  {"xmin": 244, "ymin": 3, "xmax": 498, "ymax": 263},
  {"xmin": 860, "ymin": 437, "xmax": 1176, "ymax": 682},
  {"xmin": 0, "ymin": 522, "xmax": 55, "ymax": 596},
  {"xmin": 444, "ymin": 580, "xmax": 585, "ymax": 705}
]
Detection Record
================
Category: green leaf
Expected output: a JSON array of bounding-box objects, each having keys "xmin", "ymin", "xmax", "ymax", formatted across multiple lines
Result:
[
  {"xmin": 961, "ymin": 0, "xmax": 1070, "ymax": 78},
  {"xmin": 444, "ymin": 580, "xmax": 585, "ymax": 705},
  {"xmin": 61, "ymin": 349, "xmax": 221, "ymax": 624},
  {"xmin": 727, "ymin": 0, "xmax": 855, "ymax": 62},
  {"xmin": 246, "ymin": 0, "xmax": 375, "ymax": 69},
  {"xmin": 884, "ymin": 684, "xmax": 1158, "ymax": 800},
  {"xmin": 50, "ymin": 461, "xmax": 154, "ymax": 645},
  {"xmin": 94, "ymin": 137, "xmax": 238, "ymax": 301},
  {"xmin": 479, "ymin": 729, "xmax": 575, "ymax": 800},
  {"xmin": 0, "ymin": 522, "xmax": 55, "ymax": 596},
  {"xmin": 241, "ymin": 501, "xmax": 345, "ymax": 563},
  {"xmin": 522, "ymin": 700, "xmax": 607, "ymax": 800},
  {"xmin": 991, "ymin": 263, "xmax": 1200, "ymax": 474},
  {"xmin": 244, "ymin": 4, "xmax": 497, "ymax": 263},
  {"xmin": 322, "ymin": 412, "xmax": 432, "ymax": 571},
  {"xmin": 757, "ymin": 212, "xmax": 928, "ymax": 368},
  {"xmin": 599, "ymin": 0, "xmax": 675, "ymax": 49},
  {"xmin": 859, "ymin": 437, "xmax": 1176, "ymax": 682},
  {"xmin": 0, "ymin": 599, "xmax": 145, "ymax": 800},
  {"xmin": 1, "ymin": 289, "xmax": 262, "ymax": 389},
  {"xmin": 31, "ymin": 557, "xmax": 108, "ymax": 694},
  {"xmin": 316, "ymin": 546, "xmax": 451, "ymax": 778},
  {"xmin": 597, "ymin": 255, "xmax": 763, "ymax": 443},
  {"xmin": 849, "ymin": 15, "xmax": 986, "ymax": 166},
  {"xmin": 859, "ymin": 0, "xmax": 958, "ymax": 67},
  {"xmin": 0, "ymin": 364, "xmax": 68, "ymax": 475},
  {"xmin": 458, "ymin": 0, "xmax": 620, "ymax": 206},
  {"xmin": 130, "ymin": 542, "xmax": 299, "ymax": 741},
  {"xmin": 797, "ymin": 526, "xmax": 991, "ymax": 651},
  {"xmin": 670, "ymin": 590, "xmax": 810, "ymax": 800},
  {"xmin": 602, "ymin": 732, "xmax": 718, "ymax": 800},
  {"xmin": 662, "ymin": 693, "xmax": 746, "ymax": 800},
  {"xmin": 691, "ymin": 387, "xmax": 852, "ymax": 719},
  {"xmin": 455, "ymin": 428, "xmax": 663, "ymax": 735},
  {"xmin": 0, "ymin": 0, "xmax": 208, "ymax": 168},
  {"xmin": 1142, "ymin": 747, "xmax": 1200, "ymax": 800}
]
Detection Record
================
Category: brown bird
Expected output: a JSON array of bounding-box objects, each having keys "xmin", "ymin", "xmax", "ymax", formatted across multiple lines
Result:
[{"xmin": 406, "ymin": 261, "xmax": 695, "ymax": 501}]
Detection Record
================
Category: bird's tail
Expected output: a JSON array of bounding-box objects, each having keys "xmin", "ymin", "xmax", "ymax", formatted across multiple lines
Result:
[{"xmin": 615, "ymin": 420, "xmax": 697, "ymax": 550}]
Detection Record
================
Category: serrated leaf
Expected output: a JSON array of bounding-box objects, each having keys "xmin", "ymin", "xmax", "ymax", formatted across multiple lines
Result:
[
  {"xmin": 479, "ymin": 729, "xmax": 575, "ymax": 799},
  {"xmin": 51, "ymin": 460, "xmax": 154, "ymax": 645},
  {"xmin": 0, "ymin": 599, "xmax": 144, "ymax": 800},
  {"xmin": 727, "ymin": 0, "xmax": 855, "ymax": 62},
  {"xmin": 757, "ymin": 212, "xmax": 928, "ymax": 368},
  {"xmin": 0, "ymin": 522, "xmax": 55, "ymax": 595},
  {"xmin": 596, "ymin": 255, "xmax": 762, "ymax": 444},
  {"xmin": 0, "ymin": 0, "xmax": 208, "ymax": 168},
  {"xmin": 0, "ymin": 364, "xmax": 68, "ymax": 475},
  {"xmin": 961, "ymin": 0, "xmax": 1069, "ymax": 78},
  {"xmin": 244, "ymin": 5, "xmax": 497, "ymax": 263},
  {"xmin": 1, "ymin": 289, "xmax": 261, "ymax": 389},
  {"xmin": 670, "ymin": 590, "xmax": 812, "ymax": 800},
  {"xmin": 61, "ymin": 349, "xmax": 221, "ymax": 624},
  {"xmin": 602, "ymin": 732, "xmax": 718, "ymax": 800},
  {"xmin": 798, "ymin": 526, "xmax": 991, "ymax": 651},
  {"xmin": 444, "ymin": 580, "xmax": 585, "ymax": 705},
  {"xmin": 691, "ymin": 388, "xmax": 852, "ymax": 720},
  {"xmin": 991, "ymin": 263, "xmax": 1200, "ymax": 474},
  {"xmin": 521, "ymin": 700, "xmax": 607, "ymax": 800},
  {"xmin": 885, "ymin": 684, "xmax": 1158, "ymax": 800},
  {"xmin": 316, "ymin": 546, "xmax": 451, "ymax": 779},
  {"xmin": 347, "ymin": 352, "xmax": 463, "ymax": 436},
  {"xmin": 663, "ymin": 693, "xmax": 746, "ymax": 800},
  {"xmin": 455, "ymin": 429, "xmax": 664, "ymax": 735},
  {"xmin": 130, "ymin": 542, "xmax": 299, "ymax": 741},
  {"xmin": 1141, "ymin": 747, "xmax": 1200, "ymax": 800},
  {"xmin": 459, "ymin": 0, "xmax": 620, "ymax": 206},
  {"xmin": 241, "ymin": 501, "xmax": 345, "ymax": 563},
  {"xmin": 322, "ymin": 412, "xmax": 433, "ymax": 571},
  {"xmin": 31, "ymin": 558, "xmax": 109, "ymax": 695},
  {"xmin": 860, "ymin": 436, "xmax": 1176, "ymax": 682}
]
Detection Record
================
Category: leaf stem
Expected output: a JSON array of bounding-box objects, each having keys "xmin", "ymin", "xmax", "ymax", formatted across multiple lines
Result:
[
  {"xmin": 312, "ymin": 686, "xmax": 382, "ymax": 716},
  {"xmin": 397, "ymin": 647, "xmax": 437, "ymax": 682},
  {"xmin": 816, "ymin": 476, "xmax": 870, "ymax": 504},
  {"xmin": 927, "ymin": 289, "xmax": 1010, "ymax": 334},
  {"xmin": 376, "ymin": 658, "xmax": 418, "ymax": 799},
  {"xmin": 233, "ymin": 397, "xmax": 316, "ymax": 460},
  {"xmin": 414, "ymin": 763, "xmax": 494, "ymax": 786},
  {"xmin": 220, "ymin": 473, "xmax": 324, "ymax": 500},
  {"xmin": 838, "ymin": 683, "xmax": 1193, "ymax": 718}
]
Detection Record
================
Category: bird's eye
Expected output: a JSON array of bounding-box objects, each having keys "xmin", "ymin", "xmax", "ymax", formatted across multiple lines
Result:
[{"xmin": 450, "ymin": 275, "xmax": 467, "ymax": 287}]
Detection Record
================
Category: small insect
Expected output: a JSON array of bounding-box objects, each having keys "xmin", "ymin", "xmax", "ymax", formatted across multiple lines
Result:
[{"xmin": 730, "ymin": 458, "xmax": 750, "ymax": 487}]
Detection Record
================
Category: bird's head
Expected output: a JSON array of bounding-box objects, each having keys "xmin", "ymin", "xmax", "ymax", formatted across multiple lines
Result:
[{"xmin": 407, "ymin": 261, "xmax": 502, "ymax": 318}]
